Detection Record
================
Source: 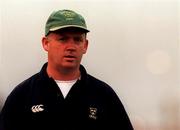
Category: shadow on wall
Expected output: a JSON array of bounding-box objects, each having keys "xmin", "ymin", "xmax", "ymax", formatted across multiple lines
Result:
[
  {"xmin": 132, "ymin": 94, "xmax": 180, "ymax": 130},
  {"xmin": 0, "ymin": 93, "xmax": 3, "ymax": 112},
  {"xmin": 160, "ymin": 94, "xmax": 180, "ymax": 130}
]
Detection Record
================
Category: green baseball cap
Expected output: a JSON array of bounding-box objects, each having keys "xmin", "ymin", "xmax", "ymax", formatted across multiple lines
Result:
[{"xmin": 45, "ymin": 9, "xmax": 89, "ymax": 36}]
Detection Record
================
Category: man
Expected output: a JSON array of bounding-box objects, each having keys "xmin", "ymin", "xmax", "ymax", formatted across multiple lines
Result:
[{"xmin": 0, "ymin": 9, "xmax": 134, "ymax": 130}]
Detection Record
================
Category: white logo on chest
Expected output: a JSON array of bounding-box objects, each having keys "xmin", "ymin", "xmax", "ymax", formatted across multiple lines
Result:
[{"xmin": 31, "ymin": 104, "xmax": 44, "ymax": 113}]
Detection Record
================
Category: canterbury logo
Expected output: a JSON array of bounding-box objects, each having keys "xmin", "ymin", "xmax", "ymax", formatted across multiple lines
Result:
[{"xmin": 31, "ymin": 104, "xmax": 44, "ymax": 113}]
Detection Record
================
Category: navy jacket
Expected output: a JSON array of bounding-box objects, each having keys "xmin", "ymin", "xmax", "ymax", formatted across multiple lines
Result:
[{"xmin": 0, "ymin": 63, "xmax": 134, "ymax": 130}]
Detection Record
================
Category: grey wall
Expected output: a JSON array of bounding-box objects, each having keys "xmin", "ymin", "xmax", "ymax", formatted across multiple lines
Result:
[{"xmin": 0, "ymin": 0, "xmax": 179, "ymax": 129}]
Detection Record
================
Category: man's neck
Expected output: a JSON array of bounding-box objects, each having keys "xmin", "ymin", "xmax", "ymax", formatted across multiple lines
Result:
[{"xmin": 46, "ymin": 65, "xmax": 80, "ymax": 81}]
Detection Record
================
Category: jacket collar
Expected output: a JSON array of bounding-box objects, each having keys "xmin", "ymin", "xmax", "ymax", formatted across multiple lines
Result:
[{"xmin": 39, "ymin": 62, "xmax": 88, "ymax": 83}]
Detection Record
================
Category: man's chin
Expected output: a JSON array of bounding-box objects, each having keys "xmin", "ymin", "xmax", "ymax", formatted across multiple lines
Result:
[{"xmin": 62, "ymin": 63, "xmax": 79, "ymax": 69}]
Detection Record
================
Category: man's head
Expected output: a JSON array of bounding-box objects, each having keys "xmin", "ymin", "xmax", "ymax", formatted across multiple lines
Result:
[
  {"xmin": 45, "ymin": 9, "xmax": 89, "ymax": 36},
  {"xmin": 42, "ymin": 9, "xmax": 89, "ymax": 78}
]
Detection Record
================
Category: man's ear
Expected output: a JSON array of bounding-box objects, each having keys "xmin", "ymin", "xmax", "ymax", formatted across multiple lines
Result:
[
  {"xmin": 83, "ymin": 39, "xmax": 88, "ymax": 54},
  {"xmin": 42, "ymin": 37, "xmax": 49, "ymax": 52}
]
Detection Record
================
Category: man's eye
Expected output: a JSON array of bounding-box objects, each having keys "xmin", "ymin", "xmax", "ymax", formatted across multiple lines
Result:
[
  {"xmin": 74, "ymin": 37, "xmax": 83, "ymax": 42},
  {"xmin": 58, "ymin": 38, "xmax": 67, "ymax": 42}
]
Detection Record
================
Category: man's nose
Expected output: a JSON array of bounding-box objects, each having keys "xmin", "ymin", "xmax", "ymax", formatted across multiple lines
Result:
[{"xmin": 66, "ymin": 39, "xmax": 76, "ymax": 51}]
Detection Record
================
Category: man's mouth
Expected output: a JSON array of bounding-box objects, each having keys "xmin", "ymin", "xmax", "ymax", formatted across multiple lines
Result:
[
  {"xmin": 64, "ymin": 55, "xmax": 76, "ymax": 61},
  {"xmin": 64, "ymin": 55, "xmax": 76, "ymax": 58}
]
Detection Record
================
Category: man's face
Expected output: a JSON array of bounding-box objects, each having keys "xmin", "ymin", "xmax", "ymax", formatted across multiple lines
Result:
[{"xmin": 42, "ymin": 29, "xmax": 88, "ymax": 70}]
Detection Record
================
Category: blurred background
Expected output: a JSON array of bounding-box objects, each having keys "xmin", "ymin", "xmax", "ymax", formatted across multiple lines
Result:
[{"xmin": 0, "ymin": 0, "xmax": 179, "ymax": 129}]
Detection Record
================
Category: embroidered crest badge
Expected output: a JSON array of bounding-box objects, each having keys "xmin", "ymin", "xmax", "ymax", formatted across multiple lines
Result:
[{"xmin": 89, "ymin": 107, "xmax": 97, "ymax": 120}]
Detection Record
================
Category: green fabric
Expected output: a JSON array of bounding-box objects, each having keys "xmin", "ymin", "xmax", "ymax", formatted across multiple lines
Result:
[{"xmin": 45, "ymin": 9, "xmax": 89, "ymax": 36}]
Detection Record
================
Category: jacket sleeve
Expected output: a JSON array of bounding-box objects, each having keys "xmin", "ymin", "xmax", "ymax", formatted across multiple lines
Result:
[
  {"xmin": 0, "ymin": 86, "xmax": 26, "ymax": 130},
  {"xmin": 106, "ymin": 88, "xmax": 134, "ymax": 130}
]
